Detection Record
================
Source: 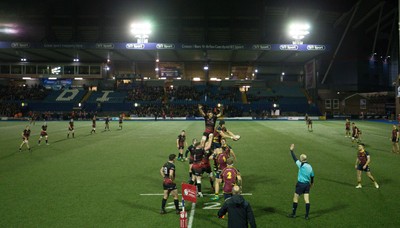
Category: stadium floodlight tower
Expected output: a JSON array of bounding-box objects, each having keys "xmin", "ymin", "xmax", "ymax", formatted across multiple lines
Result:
[
  {"xmin": 288, "ymin": 22, "xmax": 310, "ymax": 44},
  {"xmin": 130, "ymin": 22, "xmax": 152, "ymax": 43}
]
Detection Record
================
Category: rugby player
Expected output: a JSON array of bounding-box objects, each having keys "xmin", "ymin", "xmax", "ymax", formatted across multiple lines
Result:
[
  {"xmin": 19, "ymin": 125, "xmax": 31, "ymax": 152},
  {"xmin": 104, "ymin": 116, "xmax": 110, "ymax": 131},
  {"xmin": 67, "ymin": 119, "xmax": 74, "ymax": 138},
  {"xmin": 198, "ymin": 104, "xmax": 223, "ymax": 145},
  {"xmin": 38, "ymin": 122, "xmax": 49, "ymax": 145},
  {"xmin": 211, "ymin": 147, "xmax": 229, "ymax": 201},
  {"xmin": 191, "ymin": 135, "xmax": 212, "ymax": 197},
  {"xmin": 355, "ymin": 143, "xmax": 379, "ymax": 189},
  {"xmin": 345, "ymin": 119, "xmax": 351, "ymax": 137},
  {"xmin": 184, "ymin": 138, "xmax": 197, "ymax": 182},
  {"xmin": 118, "ymin": 114, "xmax": 123, "ymax": 130},
  {"xmin": 220, "ymin": 157, "xmax": 242, "ymax": 200},
  {"xmin": 176, "ymin": 130, "xmax": 187, "ymax": 161},
  {"xmin": 90, "ymin": 116, "xmax": 96, "ymax": 134},
  {"xmin": 160, "ymin": 154, "xmax": 181, "ymax": 215},
  {"xmin": 391, "ymin": 125, "xmax": 399, "ymax": 153}
]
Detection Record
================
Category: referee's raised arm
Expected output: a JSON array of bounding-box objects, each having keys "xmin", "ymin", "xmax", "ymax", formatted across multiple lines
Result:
[{"xmin": 290, "ymin": 144, "xmax": 298, "ymax": 162}]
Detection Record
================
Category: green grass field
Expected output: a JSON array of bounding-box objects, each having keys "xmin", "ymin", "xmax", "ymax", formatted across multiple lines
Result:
[{"xmin": 0, "ymin": 120, "xmax": 399, "ymax": 227}]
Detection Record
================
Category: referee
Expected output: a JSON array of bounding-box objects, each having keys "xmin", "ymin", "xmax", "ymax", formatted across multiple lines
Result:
[{"xmin": 288, "ymin": 144, "xmax": 314, "ymax": 220}]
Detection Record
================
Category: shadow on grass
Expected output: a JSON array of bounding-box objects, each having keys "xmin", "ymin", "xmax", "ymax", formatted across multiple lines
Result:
[
  {"xmin": 311, "ymin": 203, "xmax": 349, "ymax": 218},
  {"xmin": 243, "ymin": 175, "xmax": 277, "ymax": 192},
  {"xmin": 117, "ymin": 199, "xmax": 161, "ymax": 215},
  {"xmin": 318, "ymin": 177, "xmax": 354, "ymax": 187},
  {"xmin": 0, "ymin": 152, "xmax": 15, "ymax": 160}
]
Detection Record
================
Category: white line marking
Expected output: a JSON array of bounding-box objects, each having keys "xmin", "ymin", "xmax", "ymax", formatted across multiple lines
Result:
[
  {"xmin": 188, "ymin": 202, "xmax": 196, "ymax": 228},
  {"xmin": 139, "ymin": 193, "xmax": 253, "ymax": 196}
]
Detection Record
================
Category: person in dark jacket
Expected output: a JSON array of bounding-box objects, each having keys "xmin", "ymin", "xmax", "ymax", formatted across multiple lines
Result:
[{"xmin": 217, "ymin": 185, "xmax": 256, "ymax": 228}]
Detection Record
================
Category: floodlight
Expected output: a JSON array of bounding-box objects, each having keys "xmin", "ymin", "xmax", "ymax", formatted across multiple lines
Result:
[
  {"xmin": 130, "ymin": 22, "xmax": 152, "ymax": 43},
  {"xmin": 288, "ymin": 22, "xmax": 310, "ymax": 44}
]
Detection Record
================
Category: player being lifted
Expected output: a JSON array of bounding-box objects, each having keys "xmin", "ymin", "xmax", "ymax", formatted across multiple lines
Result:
[
  {"xmin": 198, "ymin": 104, "xmax": 223, "ymax": 145},
  {"xmin": 38, "ymin": 122, "xmax": 49, "ymax": 145},
  {"xmin": 19, "ymin": 125, "xmax": 31, "ymax": 152},
  {"xmin": 213, "ymin": 120, "xmax": 240, "ymax": 146},
  {"xmin": 91, "ymin": 115, "xmax": 96, "ymax": 134},
  {"xmin": 176, "ymin": 130, "xmax": 187, "ymax": 161},
  {"xmin": 67, "ymin": 119, "xmax": 75, "ymax": 138}
]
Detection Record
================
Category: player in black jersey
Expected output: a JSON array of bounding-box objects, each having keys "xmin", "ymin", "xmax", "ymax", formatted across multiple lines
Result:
[
  {"xmin": 67, "ymin": 119, "xmax": 74, "ymax": 138},
  {"xmin": 118, "ymin": 114, "xmax": 123, "ymax": 130},
  {"xmin": 184, "ymin": 138, "xmax": 198, "ymax": 181},
  {"xmin": 160, "ymin": 154, "xmax": 181, "ymax": 215},
  {"xmin": 38, "ymin": 122, "xmax": 49, "ymax": 145},
  {"xmin": 104, "ymin": 116, "xmax": 110, "ymax": 131},
  {"xmin": 191, "ymin": 136, "xmax": 212, "ymax": 197},
  {"xmin": 19, "ymin": 125, "xmax": 31, "ymax": 152},
  {"xmin": 176, "ymin": 130, "xmax": 187, "ymax": 161},
  {"xmin": 91, "ymin": 116, "xmax": 96, "ymax": 134}
]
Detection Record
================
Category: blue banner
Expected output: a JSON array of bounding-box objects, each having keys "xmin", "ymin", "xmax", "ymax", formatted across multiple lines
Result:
[{"xmin": 0, "ymin": 42, "xmax": 329, "ymax": 51}]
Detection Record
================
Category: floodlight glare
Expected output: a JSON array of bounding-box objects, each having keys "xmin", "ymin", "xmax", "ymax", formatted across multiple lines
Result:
[
  {"xmin": 130, "ymin": 22, "xmax": 152, "ymax": 43},
  {"xmin": 288, "ymin": 22, "xmax": 310, "ymax": 44}
]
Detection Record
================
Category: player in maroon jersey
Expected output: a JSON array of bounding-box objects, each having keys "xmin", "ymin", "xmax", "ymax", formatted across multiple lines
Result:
[
  {"xmin": 355, "ymin": 144, "xmax": 379, "ymax": 189},
  {"xmin": 221, "ymin": 157, "xmax": 242, "ymax": 199},
  {"xmin": 211, "ymin": 147, "xmax": 229, "ymax": 201},
  {"xmin": 160, "ymin": 154, "xmax": 181, "ymax": 214},
  {"xmin": 212, "ymin": 120, "xmax": 240, "ymax": 150},
  {"xmin": 91, "ymin": 115, "xmax": 96, "ymax": 134},
  {"xmin": 351, "ymin": 122, "xmax": 359, "ymax": 145},
  {"xmin": 198, "ymin": 104, "xmax": 223, "ymax": 145},
  {"xmin": 176, "ymin": 130, "xmax": 187, "ymax": 161},
  {"xmin": 67, "ymin": 119, "xmax": 74, "ymax": 138},
  {"xmin": 345, "ymin": 119, "xmax": 351, "ymax": 137},
  {"xmin": 19, "ymin": 125, "xmax": 31, "ymax": 152},
  {"xmin": 190, "ymin": 135, "xmax": 212, "ymax": 197},
  {"xmin": 391, "ymin": 125, "xmax": 399, "ymax": 154},
  {"xmin": 38, "ymin": 122, "xmax": 49, "ymax": 145},
  {"xmin": 221, "ymin": 138, "xmax": 237, "ymax": 162}
]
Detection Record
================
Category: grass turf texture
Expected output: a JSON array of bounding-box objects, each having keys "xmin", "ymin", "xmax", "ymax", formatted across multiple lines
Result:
[{"xmin": 0, "ymin": 120, "xmax": 399, "ymax": 227}]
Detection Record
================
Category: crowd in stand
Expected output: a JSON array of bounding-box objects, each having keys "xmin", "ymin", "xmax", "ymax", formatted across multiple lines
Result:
[
  {"xmin": 0, "ymin": 84, "xmax": 49, "ymax": 101},
  {"xmin": 127, "ymin": 86, "xmax": 164, "ymax": 101}
]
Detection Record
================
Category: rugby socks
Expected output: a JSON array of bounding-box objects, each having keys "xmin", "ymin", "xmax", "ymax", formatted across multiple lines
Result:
[
  {"xmin": 174, "ymin": 199, "xmax": 179, "ymax": 210},
  {"xmin": 305, "ymin": 203, "xmax": 310, "ymax": 217},
  {"xmin": 292, "ymin": 202, "xmax": 298, "ymax": 215},
  {"xmin": 161, "ymin": 198, "xmax": 167, "ymax": 209}
]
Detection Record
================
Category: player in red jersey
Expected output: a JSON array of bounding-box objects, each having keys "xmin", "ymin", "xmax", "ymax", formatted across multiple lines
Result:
[
  {"xmin": 176, "ymin": 130, "xmax": 187, "ymax": 161},
  {"xmin": 391, "ymin": 125, "xmax": 399, "ymax": 154},
  {"xmin": 211, "ymin": 147, "xmax": 229, "ymax": 201},
  {"xmin": 198, "ymin": 104, "xmax": 223, "ymax": 145},
  {"xmin": 91, "ymin": 116, "xmax": 96, "ymax": 134},
  {"xmin": 355, "ymin": 143, "xmax": 379, "ymax": 189},
  {"xmin": 202, "ymin": 148, "xmax": 215, "ymax": 192},
  {"xmin": 221, "ymin": 157, "xmax": 242, "ymax": 200},
  {"xmin": 351, "ymin": 122, "xmax": 359, "ymax": 145},
  {"xmin": 185, "ymin": 138, "xmax": 198, "ymax": 182},
  {"xmin": 191, "ymin": 136, "xmax": 212, "ymax": 197},
  {"xmin": 19, "ymin": 125, "xmax": 31, "ymax": 152},
  {"xmin": 345, "ymin": 119, "xmax": 351, "ymax": 137},
  {"xmin": 160, "ymin": 154, "xmax": 181, "ymax": 215},
  {"xmin": 67, "ymin": 119, "xmax": 74, "ymax": 138},
  {"xmin": 38, "ymin": 122, "xmax": 49, "ymax": 145}
]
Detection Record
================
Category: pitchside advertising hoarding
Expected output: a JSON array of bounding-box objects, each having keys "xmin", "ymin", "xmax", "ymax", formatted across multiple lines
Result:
[{"xmin": 0, "ymin": 42, "xmax": 329, "ymax": 51}]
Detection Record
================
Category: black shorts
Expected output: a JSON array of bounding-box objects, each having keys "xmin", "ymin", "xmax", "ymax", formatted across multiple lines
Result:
[
  {"xmin": 163, "ymin": 178, "xmax": 177, "ymax": 190},
  {"xmin": 202, "ymin": 164, "xmax": 211, "ymax": 174},
  {"xmin": 178, "ymin": 146, "xmax": 184, "ymax": 150},
  {"xmin": 357, "ymin": 164, "xmax": 370, "ymax": 172},
  {"xmin": 215, "ymin": 170, "xmax": 222, "ymax": 179},
  {"xmin": 295, "ymin": 182, "xmax": 311, "ymax": 195}
]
